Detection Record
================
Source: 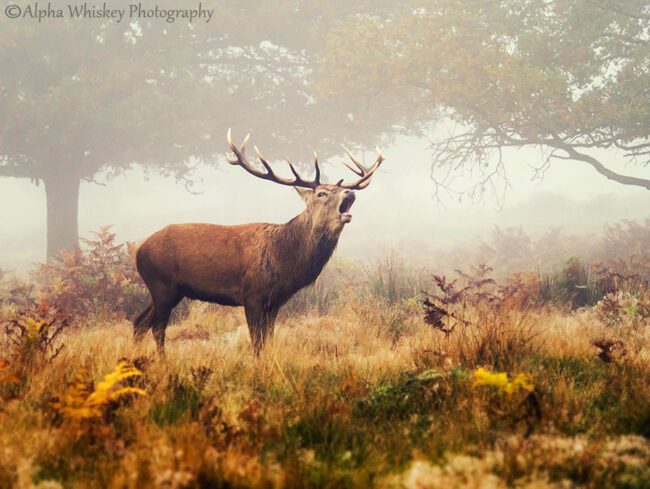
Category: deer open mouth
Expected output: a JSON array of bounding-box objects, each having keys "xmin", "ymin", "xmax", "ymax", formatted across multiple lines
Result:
[{"xmin": 339, "ymin": 193, "xmax": 356, "ymax": 223}]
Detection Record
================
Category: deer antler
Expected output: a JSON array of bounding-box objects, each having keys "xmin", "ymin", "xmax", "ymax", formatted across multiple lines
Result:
[
  {"xmin": 227, "ymin": 129, "xmax": 321, "ymax": 189},
  {"xmin": 337, "ymin": 145, "xmax": 385, "ymax": 190},
  {"xmin": 227, "ymin": 129, "xmax": 384, "ymax": 190}
]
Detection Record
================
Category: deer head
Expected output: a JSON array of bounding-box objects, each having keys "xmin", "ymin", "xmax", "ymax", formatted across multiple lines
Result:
[{"xmin": 227, "ymin": 129, "xmax": 384, "ymax": 238}]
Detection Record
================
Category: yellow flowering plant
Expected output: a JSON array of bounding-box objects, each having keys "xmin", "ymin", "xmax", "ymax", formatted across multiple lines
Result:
[
  {"xmin": 51, "ymin": 361, "xmax": 146, "ymax": 420},
  {"xmin": 473, "ymin": 367, "xmax": 534, "ymax": 395}
]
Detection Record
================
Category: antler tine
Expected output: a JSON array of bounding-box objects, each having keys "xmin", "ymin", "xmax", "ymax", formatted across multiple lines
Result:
[
  {"xmin": 227, "ymin": 128, "xmax": 253, "ymax": 167},
  {"xmin": 241, "ymin": 133, "xmax": 251, "ymax": 152},
  {"xmin": 226, "ymin": 129, "xmax": 319, "ymax": 189},
  {"xmin": 341, "ymin": 144, "xmax": 367, "ymax": 175},
  {"xmin": 254, "ymin": 145, "xmax": 275, "ymax": 175},
  {"xmin": 313, "ymin": 151, "xmax": 321, "ymax": 185},
  {"xmin": 287, "ymin": 158, "xmax": 302, "ymax": 180},
  {"xmin": 342, "ymin": 160, "xmax": 364, "ymax": 177},
  {"xmin": 337, "ymin": 145, "xmax": 385, "ymax": 190},
  {"xmin": 375, "ymin": 145, "xmax": 385, "ymax": 164},
  {"xmin": 226, "ymin": 128, "xmax": 237, "ymax": 163}
]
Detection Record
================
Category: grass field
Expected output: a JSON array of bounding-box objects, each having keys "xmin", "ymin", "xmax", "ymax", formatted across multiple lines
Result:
[{"xmin": 1, "ymin": 290, "xmax": 648, "ymax": 488}]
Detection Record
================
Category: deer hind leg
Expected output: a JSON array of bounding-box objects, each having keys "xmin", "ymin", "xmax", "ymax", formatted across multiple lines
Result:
[
  {"xmin": 244, "ymin": 305, "xmax": 279, "ymax": 355},
  {"xmin": 151, "ymin": 294, "xmax": 182, "ymax": 353},
  {"xmin": 138, "ymin": 282, "xmax": 181, "ymax": 353},
  {"xmin": 133, "ymin": 303, "xmax": 154, "ymax": 341},
  {"xmin": 151, "ymin": 307, "xmax": 172, "ymax": 353}
]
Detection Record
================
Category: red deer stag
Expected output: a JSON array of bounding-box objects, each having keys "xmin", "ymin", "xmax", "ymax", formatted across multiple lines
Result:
[{"xmin": 134, "ymin": 130, "xmax": 384, "ymax": 354}]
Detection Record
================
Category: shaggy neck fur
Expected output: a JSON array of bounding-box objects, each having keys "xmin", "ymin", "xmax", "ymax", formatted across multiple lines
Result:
[{"xmin": 270, "ymin": 210, "xmax": 341, "ymax": 297}]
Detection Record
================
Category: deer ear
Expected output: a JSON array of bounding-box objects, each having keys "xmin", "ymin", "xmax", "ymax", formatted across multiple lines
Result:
[{"xmin": 294, "ymin": 187, "xmax": 312, "ymax": 201}]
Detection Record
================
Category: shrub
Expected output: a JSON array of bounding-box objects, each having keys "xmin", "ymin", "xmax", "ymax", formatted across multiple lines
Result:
[
  {"xmin": 51, "ymin": 361, "xmax": 145, "ymax": 421},
  {"xmin": 600, "ymin": 219, "xmax": 650, "ymax": 272},
  {"xmin": 34, "ymin": 226, "xmax": 148, "ymax": 322},
  {"xmin": 2, "ymin": 299, "xmax": 68, "ymax": 373},
  {"xmin": 595, "ymin": 291, "xmax": 650, "ymax": 327},
  {"xmin": 422, "ymin": 263, "xmax": 501, "ymax": 337},
  {"xmin": 472, "ymin": 367, "xmax": 541, "ymax": 434},
  {"xmin": 422, "ymin": 264, "xmax": 540, "ymax": 369},
  {"xmin": 0, "ymin": 276, "xmax": 34, "ymax": 317},
  {"xmin": 537, "ymin": 257, "xmax": 648, "ymax": 310}
]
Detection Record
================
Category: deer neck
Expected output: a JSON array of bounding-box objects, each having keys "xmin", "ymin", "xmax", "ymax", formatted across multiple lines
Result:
[{"xmin": 273, "ymin": 211, "xmax": 340, "ymax": 287}]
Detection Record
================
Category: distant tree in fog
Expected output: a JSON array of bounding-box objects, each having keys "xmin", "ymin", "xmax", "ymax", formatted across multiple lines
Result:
[
  {"xmin": 320, "ymin": 0, "xmax": 650, "ymax": 201},
  {"xmin": 475, "ymin": 226, "xmax": 534, "ymax": 273},
  {"xmin": 0, "ymin": 0, "xmax": 397, "ymax": 258}
]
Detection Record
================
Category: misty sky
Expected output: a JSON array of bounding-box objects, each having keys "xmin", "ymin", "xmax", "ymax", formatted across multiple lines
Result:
[{"xmin": 2, "ymin": 133, "xmax": 649, "ymax": 272}]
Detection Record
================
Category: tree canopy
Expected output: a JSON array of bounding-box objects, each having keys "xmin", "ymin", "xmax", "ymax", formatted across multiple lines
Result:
[
  {"xmin": 0, "ymin": 0, "xmax": 398, "ymax": 257},
  {"xmin": 320, "ymin": 0, "xmax": 650, "ymax": 201},
  {"xmin": 4, "ymin": 0, "xmax": 647, "ymax": 258}
]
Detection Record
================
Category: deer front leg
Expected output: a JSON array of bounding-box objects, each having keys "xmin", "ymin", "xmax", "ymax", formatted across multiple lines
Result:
[{"xmin": 244, "ymin": 304, "xmax": 279, "ymax": 355}]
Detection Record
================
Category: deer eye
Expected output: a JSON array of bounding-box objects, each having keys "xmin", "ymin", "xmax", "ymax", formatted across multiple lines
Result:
[{"xmin": 317, "ymin": 191, "xmax": 328, "ymax": 198}]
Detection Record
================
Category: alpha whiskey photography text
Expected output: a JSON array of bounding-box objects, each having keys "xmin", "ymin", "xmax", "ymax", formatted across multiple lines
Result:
[{"xmin": 5, "ymin": 2, "xmax": 215, "ymax": 23}]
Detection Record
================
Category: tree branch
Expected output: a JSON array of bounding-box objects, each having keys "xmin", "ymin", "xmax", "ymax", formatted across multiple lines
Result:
[
  {"xmin": 558, "ymin": 145, "xmax": 650, "ymax": 190},
  {"xmin": 588, "ymin": 0, "xmax": 650, "ymax": 20}
]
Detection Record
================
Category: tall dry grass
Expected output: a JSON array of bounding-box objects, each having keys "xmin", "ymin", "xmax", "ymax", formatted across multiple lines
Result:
[
  {"xmin": 1, "ymin": 233, "xmax": 649, "ymax": 488},
  {"xmin": 1, "ymin": 292, "xmax": 648, "ymax": 488}
]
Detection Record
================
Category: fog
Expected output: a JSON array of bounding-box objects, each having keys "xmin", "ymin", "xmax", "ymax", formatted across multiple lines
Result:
[
  {"xmin": 1, "ymin": 1, "xmax": 649, "ymax": 273},
  {"xmin": 3, "ymin": 136, "xmax": 649, "ymax": 272}
]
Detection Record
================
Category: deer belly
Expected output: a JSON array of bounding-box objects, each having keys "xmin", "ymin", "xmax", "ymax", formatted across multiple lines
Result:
[
  {"xmin": 179, "ymin": 282, "xmax": 242, "ymax": 306},
  {"xmin": 175, "ymin": 262, "xmax": 243, "ymax": 306},
  {"xmin": 174, "ymin": 244, "xmax": 246, "ymax": 306}
]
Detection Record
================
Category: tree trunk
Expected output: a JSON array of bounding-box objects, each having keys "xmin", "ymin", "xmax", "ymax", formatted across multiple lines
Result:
[{"xmin": 43, "ymin": 174, "xmax": 80, "ymax": 259}]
